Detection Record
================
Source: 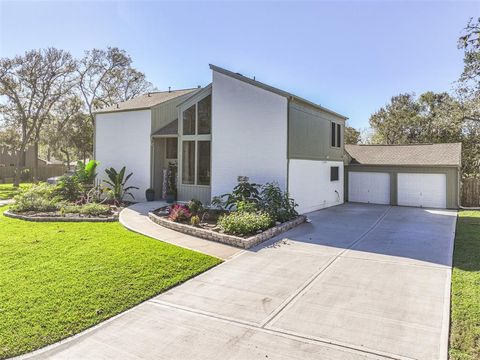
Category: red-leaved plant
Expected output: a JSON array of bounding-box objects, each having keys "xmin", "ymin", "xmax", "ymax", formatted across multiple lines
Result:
[{"xmin": 168, "ymin": 204, "xmax": 192, "ymax": 222}]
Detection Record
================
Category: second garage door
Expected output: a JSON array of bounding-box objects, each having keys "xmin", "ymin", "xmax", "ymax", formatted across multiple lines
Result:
[
  {"xmin": 348, "ymin": 172, "xmax": 390, "ymax": 205},
  {"xmin": 397, "ymin": 173, "xmax": 446, "ymax": 208}
]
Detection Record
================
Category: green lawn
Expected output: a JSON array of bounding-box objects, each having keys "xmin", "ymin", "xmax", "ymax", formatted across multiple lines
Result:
[
  {"xmin": 0, "ymin": 207, "xmax": 221, "ymax": 359},
  {"xmin": 0, "ymin": 183, "xmax": 31, "ymax": 200},
  {"xmin": 450, "ymin": 210, "xmax": 480, "ymax": 360}
]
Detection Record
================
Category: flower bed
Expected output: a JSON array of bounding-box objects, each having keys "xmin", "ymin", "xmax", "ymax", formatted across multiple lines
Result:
[
  {"xmin": 149, "ymin": 207, "xmax": 306, "ymax": 249},
  {"xmin": 6, "ymin": 163, "xmax": 138, "ymax": 223},
  {"xmin": 4, "ymin": 210, "xmax": 118, "ymax": 222},
  {"xmin": 149, "ymin": 181, "xmax": 305, "ymax": 249}
]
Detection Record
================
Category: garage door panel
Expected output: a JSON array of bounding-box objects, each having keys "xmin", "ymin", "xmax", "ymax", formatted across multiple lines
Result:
[
  {"xmin": 397, "ymin": 173, "xmax": 446, "ymax": 208},
  {"xmin": 348, "ymin": 172, "xmax": 390, "ymax": 205}
]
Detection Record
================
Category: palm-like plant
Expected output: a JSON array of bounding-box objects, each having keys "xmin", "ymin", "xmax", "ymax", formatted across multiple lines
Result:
[
  {"xmin": 103, "ymin": 167, "xmax": 139, "ymax": 202},
  {"xmin": 75, "ymin": 160, "xmax": 99, "ymax": 185}
]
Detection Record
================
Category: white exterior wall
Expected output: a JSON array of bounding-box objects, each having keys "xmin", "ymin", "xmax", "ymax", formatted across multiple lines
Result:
[
  {"xmin": 95, "ymin": 110, "xmax": 151, "ymax": 202},
  {"xmin": 288, "ymin": 160, "xmax": 344, "ymax": 214},
  {"xmin": 211, "ymin": 71, "xmax": 288, "ymax": 198}
]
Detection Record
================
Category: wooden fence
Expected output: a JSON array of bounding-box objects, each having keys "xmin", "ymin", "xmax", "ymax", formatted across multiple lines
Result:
[
  {"xmin": 0, "ymin": 165, "xmax": 66, "ymax": 183},
  {"xmin": 461, "ymin": 178, "xmax": 480, "ymax": 207}
]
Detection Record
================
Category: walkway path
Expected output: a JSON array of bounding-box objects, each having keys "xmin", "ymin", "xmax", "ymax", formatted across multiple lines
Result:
[
  {"xmin": 119, "ymin": 201, "xmax": 242, "ymax": 260},
  {"xmin": 0, "ymin": 199, "xmax": 14, "ymax": 206}
]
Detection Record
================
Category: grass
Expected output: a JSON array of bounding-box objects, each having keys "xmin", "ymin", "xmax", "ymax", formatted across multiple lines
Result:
[
  {"xmin": 0, "ymin": 207, "xmax": 221, "ymax": 359},
  {"xmin": 449, "ymin": 210, "xmax": 480, "ymax": 360},
  {"xmin": 0, "ymin": 183, "xmax": 31, "ymax": 200}
]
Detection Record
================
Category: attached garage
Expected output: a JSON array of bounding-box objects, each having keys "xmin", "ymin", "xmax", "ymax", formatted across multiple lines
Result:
[
  {"xmin": 345, "ymin": 143, "xmax": 462, "ymax": 209},
  {"xmin": 397, "ymin": 173, "xmax": 446, "ymax": 208},
  {"xmin": 348, "ymin": 172, "xmax": 390, "ymax": 205}
]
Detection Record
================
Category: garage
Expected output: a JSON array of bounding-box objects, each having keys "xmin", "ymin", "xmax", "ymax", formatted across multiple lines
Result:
[
  {"xmin": 397, "ymin": 173, "xmax": 446, "ymax": 208},
  {"xmin": 348, "ymin": 172, "xmax": 390, "ymax": 204},
  {"xmin": 345, "ymin": 143, "xmax": 461, "ymax": 209}
]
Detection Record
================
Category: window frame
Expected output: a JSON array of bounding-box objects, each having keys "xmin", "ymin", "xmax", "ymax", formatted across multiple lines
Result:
[
  {"xmin": 330, "ymin": 121, "xmax": 342, "ymax": 148},
  {"xmin": 179, "ymin": 93, "xmax": 212, "ymax": 187},
  {"xmin": 330, "ymin": 166, "xmax": 339, "ymax": 181}
]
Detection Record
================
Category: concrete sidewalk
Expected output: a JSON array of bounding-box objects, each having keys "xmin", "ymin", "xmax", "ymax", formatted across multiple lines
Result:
[
  {"xmin": 119, "ymin": 201, "xmax": 242, "ymax": 260},
  {"xmin": 23, "ymin": 204, "xmax": 457, "ymax": 360}
]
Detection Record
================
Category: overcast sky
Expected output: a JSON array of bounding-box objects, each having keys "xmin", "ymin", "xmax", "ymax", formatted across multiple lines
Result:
[{"xmin": 1, "ymin": 1, "xmax": 478, "ymax": 129}]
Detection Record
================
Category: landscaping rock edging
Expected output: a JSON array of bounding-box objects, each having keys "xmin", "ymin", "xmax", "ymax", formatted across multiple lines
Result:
[
  {"xmin": 3, "ymin": 210, "xmax": 118, "ymax": 222},
  {"xmin": 148, "ymin": 212, "xmax": 307, "ymax": 249}
]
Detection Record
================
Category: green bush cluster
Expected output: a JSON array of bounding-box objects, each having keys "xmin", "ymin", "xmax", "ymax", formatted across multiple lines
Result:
[
  {"xmin": 212, "ymin": 181, "xmax": 298, "ymax": 236},
  {"xmin": 61, "ymin": 203, "xmax": 112, "ymax": 217},
  {"xmin": 11, "ymin": 183, "xmax": 112, "ymax": 217},
  {"xmin": 218, "ymin": 212, "xmax": 272, "ymax": 236},
  {"xmin": 11, "ymin": 183, "xmax": 63, "ymax": 213}
]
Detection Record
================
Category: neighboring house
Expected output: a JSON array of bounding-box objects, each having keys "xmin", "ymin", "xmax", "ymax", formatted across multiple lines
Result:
[
  {"xmin": 94, "ymin": 64, "xmax": 347, "ymax": 213},
  {"xmin": 345, "ymin": 143, "xmax": 462, "ymax": 209},
  {"xmin": 0, "ymin": 147, "xmax": 48, "ymax": 167}
]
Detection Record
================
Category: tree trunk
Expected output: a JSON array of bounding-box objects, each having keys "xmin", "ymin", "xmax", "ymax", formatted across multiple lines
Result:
[
  {"xmin": 13, "ymin": 144, "xmax": 27, "ymax": 187},
  {"xmin": 47, "ymin": 147, "xmax": 51, "ymax": 162},
  {"xmin": 61, "ymin": 148, "xmax": 70, "ymax": 171},
  {"xmin": 33, "ymin": 141, "xmax": 39, "ymax": 183}
]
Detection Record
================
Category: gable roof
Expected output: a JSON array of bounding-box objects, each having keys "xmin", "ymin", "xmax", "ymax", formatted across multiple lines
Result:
[
  {"xmin": 94, "ymin": 88, "xmax": 198, "ymax": 114},
  {"xmin": 345, "ymin": 143, "xmax": 462, "ymax": 167},
  {"xmin": 209, "ymin": 64, "xmax": 348, "ymax": 120}
]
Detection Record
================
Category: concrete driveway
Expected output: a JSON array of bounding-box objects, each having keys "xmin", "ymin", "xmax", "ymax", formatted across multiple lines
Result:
[{"xmin": 25, "ymin": 204, "xmax": 457, "ymax": 360}]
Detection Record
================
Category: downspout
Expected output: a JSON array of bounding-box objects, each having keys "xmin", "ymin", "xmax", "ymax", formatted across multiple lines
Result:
[{"xmin": 286, "ymin": 98, "xmax": 291, "ymax": 193}]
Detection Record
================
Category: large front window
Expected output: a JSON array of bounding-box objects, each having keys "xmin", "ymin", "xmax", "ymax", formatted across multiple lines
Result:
[{"xmin": 181, "ymin": 93, "xmax": 212, "ymax": 186}]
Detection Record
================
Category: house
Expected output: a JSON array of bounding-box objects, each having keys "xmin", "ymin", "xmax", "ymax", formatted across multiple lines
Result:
[
  {"xmin": 345, "ymin": 143, "xmax": 462, "ymax": 209},
  {"xmin": 94, "ymin": 64, "xmax": 347, "ymax": 213}
]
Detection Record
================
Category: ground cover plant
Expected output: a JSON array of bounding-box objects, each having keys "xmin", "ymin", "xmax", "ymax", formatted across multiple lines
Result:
[
  {"xmin": 0, "ymin": 183, "xmax": 31, "ymax": 200},
  {"xmin": 0, "ymin": 206, "xmax": 221, "ymax": 358}
]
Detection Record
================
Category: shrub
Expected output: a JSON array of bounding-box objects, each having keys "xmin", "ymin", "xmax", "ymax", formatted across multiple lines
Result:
[
  {"xmin": 79, "ymin": 203, "xmax": 112, "ymax": 217},
  {"xmin": 190, "ymin": 215, "xmax": 200, "ymax": 226},
  {"xmin": 20, "ymin": 168, "xmax": 31, "ymax": 182},
  {"xmin": 217, "ymin": 212, "xmax": 272, "ymax": 236},
  {"xmin": 169, "ymin": 204, "xmax": 192, "ymax": 222},
  {"xmin": 213, "ymin": 180, "xmax": 261, "ymax": 210},
  {"xmin": 103, "ymin": 166, "xmax": 139, "ymax": 202},
  {"xmin": 75, "ymin": 160, "xmax": 99, "ymax": 185},
  {"xmin": 54, "ymin": 176, "xmax": 84, "ymax": 202},
  {"xmin": 259, "ymin": 182, "xmax": 298, "ymax": 223},
  {"xmin": 235, "ymin": 200, "xmax": 258, "ymax": 213},
  {"xmin": 187, "ymin": 199, "xmax": 204, "ymax": 215},
  {"xmin": 11, "ymin": 183, "xmax": 61, "ymax": 213}
]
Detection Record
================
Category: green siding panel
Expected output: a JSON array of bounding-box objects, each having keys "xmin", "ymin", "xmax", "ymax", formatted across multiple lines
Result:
[
  {"xmin": 345, "ymin": 165, "xmax": 459, "ymax": 209},
  {"xmin": 151, "ymin": 93, "xmax": 193, "ymax": 133},
  {"xmin": 288, "ymin": 101, "xmax": 345, "ymax": 161}
]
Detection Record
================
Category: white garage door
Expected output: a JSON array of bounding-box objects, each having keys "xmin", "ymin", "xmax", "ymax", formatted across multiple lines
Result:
[
  {"xmin": 397, "ymin": 173, "xmax": 446, "ymax": 208},
  {"xmin": 348, "ymin": 172, "xmax": 390, "ymax": 205}
]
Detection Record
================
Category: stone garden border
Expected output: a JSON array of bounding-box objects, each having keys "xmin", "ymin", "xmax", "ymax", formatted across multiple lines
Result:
[
  {"xmin": 148, "ymin": 211, "xmax": 307, "ymax": 249},
  {"xmin": 3, "ymin": 210, "xmax": 118, "ymax": 222}
]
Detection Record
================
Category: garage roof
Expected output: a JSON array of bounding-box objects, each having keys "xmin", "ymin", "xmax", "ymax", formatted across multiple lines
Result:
[
  {"xmin": 345, "ymin": 143, "xmax": 462, "ymax": 167},
  {"xmin": 94, "ymin": 88, "xmax": 198, "ymax": 114}
]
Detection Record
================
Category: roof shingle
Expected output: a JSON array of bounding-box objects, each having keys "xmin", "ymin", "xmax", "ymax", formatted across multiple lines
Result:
[
  {"xmin": 94, "ymin": 88, "xmax": 198, "ymax": 114},
  {"xmin": 345, "ymin": 143, "xmax": 462, "ymax": 167}
]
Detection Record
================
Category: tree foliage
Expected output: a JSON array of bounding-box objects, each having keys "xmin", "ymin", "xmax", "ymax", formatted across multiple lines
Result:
[
  {"xmin": 0, "ymin": 46, "xmax": 154, "ymax": 183},
  {"xmin": 344, "ymin": 125, "xmax": 361, "ymax": 144},
  {"xmin": 0, "ymin": 48, "xmax": 77, "ymax": 184},
  {"xmin": 77, "ymin": 47, "xmax": 153, "ymax": 124}
]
